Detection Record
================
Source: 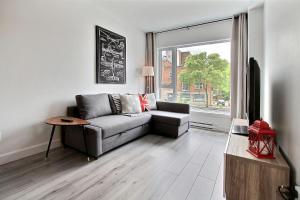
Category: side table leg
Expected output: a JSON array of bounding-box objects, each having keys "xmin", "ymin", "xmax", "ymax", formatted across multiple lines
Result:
[
  {"xmin": 45, "ymin": 125, "xmax": 56, "ymax": 159},
  {"xmin": 82, "ymin": 125, "xmax": 90, "ymax": 161}
]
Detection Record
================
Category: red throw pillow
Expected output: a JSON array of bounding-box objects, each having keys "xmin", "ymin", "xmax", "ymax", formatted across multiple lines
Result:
[{"xmin": 139, "ymin": 94, "xmax": 150, "ymax": 112}]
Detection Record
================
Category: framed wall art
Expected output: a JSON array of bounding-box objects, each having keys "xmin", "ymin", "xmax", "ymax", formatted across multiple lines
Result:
[{"xmin": 96, "ymin": 26, "xmax": 126, "ymax": 84}]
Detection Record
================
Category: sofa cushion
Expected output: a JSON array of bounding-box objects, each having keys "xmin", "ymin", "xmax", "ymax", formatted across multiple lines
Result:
[
  {"xmin": 109, "ymin": 94, "xmax": 122, "ymax": 114},
  {"xmin": 120, "ymin": 94, "xmax": 142, "ymax": 114},
  {"xmin": 76, "ymin": 93, "xmax": 112, "ymax": 119},
  {"xmin": 147, "ymin": 93, "xmax": 157, "ymax": 110},
  {"xmin": 139, "ymin": 94, "xmax": 150, "ymax": 112},
  {"xmin": 149, "ymin": 110, "xmax": 189, "ymax": 126},
  {"xmin": 88, "ymin": 113, "xmax": 152, "ymax": 139}
]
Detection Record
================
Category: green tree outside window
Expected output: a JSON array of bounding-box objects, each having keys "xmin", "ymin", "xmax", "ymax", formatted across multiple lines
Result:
[{"xmin": 179, "ymin": 52, "xmax": 230, "ymax": 107}]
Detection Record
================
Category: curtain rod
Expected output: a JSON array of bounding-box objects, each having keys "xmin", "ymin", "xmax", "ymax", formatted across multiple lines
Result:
[{"xmin": 155, "ymin": 17, "xmax": 232, "ymax": 34}]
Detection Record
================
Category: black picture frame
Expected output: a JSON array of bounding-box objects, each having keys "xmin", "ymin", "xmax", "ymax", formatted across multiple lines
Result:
[{"xmin": 96, "ymin": 26, "xmax": 126, "ymax": 84}]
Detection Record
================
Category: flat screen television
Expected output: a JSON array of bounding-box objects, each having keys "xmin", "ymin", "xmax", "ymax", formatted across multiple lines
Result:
[{"xmin": 247, "ymin": 57, "xmax": 261, "ymax": 125}]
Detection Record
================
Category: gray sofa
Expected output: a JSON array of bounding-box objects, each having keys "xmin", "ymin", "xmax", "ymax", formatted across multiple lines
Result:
[{"xmin": 62, "ymin": 94, "xmax": 190, "ymax": 158}]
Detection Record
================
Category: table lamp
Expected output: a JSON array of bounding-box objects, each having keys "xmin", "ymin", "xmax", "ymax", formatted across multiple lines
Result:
[{"xmin": 142, "ymin": 66, "xmax": 154, "ymax": 93}]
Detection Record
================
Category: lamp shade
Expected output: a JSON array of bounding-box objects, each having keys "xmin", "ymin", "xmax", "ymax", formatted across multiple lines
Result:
[{"xmin": 142, "ymin": 66, "xmax": 154, "ymax": 76}]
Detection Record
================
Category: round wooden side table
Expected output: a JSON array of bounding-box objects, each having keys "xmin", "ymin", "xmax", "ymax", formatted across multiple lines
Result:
[{"xmin": 45, "ymin": 116, "xmax": 90, "ymax": 160}]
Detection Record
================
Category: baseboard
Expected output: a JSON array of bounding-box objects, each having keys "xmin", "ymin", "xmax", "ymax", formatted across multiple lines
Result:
[{"xmin": 0, "ymin": 139, "xmax": 61, "ymax": 165}]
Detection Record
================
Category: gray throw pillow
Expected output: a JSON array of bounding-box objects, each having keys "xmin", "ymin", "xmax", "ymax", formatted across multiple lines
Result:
[
  {"xmin": 120, "ymin": 94, "xmax": 142, "ymax": 114},
  {"xmin": 76, "ymin": 93, "xmax": 112, "ymax": 119},
  {"xmin": 147, "ymin": 93, "xmax": 157, "ymax": 110}
]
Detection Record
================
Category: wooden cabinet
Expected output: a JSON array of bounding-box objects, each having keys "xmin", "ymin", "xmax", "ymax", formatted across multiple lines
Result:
[{"xmin": 224, "ymin": 119, "xmax": 290, "ymax": 200}]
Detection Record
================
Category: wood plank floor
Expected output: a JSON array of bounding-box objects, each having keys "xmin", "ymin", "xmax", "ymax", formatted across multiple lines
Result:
[{"xmin": 0, "ymin": 128, "xmax": 228, "ymax": 200}]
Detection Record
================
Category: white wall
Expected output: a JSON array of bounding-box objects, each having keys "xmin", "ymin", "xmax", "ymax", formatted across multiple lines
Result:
[
  {"xmin": 263, "ymin": 0, "xmax": 300, "ymax": 185},
  {"xmin": 0, "ymin": 0, "xmax": 145, "ymax": 164},
  {"xmin": 248, "ymin": 5, "xmax": 264, "ymax": 69},
  {"xmin": 248, "ymin": 5, "xmax": 265, "ymax": 117},
  {"xmin": 156, "ymin": 19, "xmax": 232, "ymax": 48}
]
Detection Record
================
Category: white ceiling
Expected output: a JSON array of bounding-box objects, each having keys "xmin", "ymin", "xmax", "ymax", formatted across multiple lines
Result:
[{"xmin": 100, "ymin": 0, "xmax": 261, "ymax": 32}]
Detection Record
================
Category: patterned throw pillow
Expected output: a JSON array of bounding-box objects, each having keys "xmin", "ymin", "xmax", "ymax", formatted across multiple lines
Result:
[
  {"xmin": 147, "ymin": 93, "xmax": 157, "ymax": 110},
  {"xmin": 139, "ymin": 94, "xmax": 150, "ymax": 112},
  {"xmin": 111, "ymin": 94, "xmax": 122, "ymax": 114},
  {"xmin": 120, "ymin": 94, "xmax": 142, "ymax": 114}
]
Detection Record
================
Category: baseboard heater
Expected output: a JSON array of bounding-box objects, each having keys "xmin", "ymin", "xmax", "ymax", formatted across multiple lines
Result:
[{"xmin": 190, "ymin": 121, "xmax": 214, "ymax": 131}]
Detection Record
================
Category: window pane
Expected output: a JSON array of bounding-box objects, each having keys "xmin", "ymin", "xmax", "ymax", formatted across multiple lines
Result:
[
  {"xmin": 160, "ymin": 88, "xmax": 174, "ymax": 102},
  {"xmin": 159, "ymin": 42, "xmax": 231, "ymax": 115},
  {"xmin": 176, "ymin": 42, "xmax": 231, "ymax": 115},
  {"xmin": 160, "ymin": 50, "xmax": 175, "ymax": 102},
  {"xmin": 161, "ymin": 50, "xmax": 172, "ymax": 86}
]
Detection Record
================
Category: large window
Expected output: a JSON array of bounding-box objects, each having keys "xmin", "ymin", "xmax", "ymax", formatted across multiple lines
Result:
[{"xmin": 158, "ymin": 41, "xmax": 231, "ymax": 115}]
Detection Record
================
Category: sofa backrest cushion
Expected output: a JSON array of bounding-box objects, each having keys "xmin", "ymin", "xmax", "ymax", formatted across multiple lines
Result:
[
  {"xmin": 76, "ymin": 93, "xmax": 112, "ymax": 119},
  {"xmin": 120, "ymin": 94, "xmax": 142, "ymax": 114}
]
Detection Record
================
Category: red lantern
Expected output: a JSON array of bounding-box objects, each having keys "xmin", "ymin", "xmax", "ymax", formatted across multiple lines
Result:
[{"xmin": 247, "ymin": 120, "xmax": 276, "ymax": 159}]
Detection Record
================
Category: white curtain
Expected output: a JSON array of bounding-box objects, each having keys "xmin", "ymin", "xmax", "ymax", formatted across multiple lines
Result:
[{"xmin": 230, "ymin": 13, "xmax": 248, "ymax": 119}]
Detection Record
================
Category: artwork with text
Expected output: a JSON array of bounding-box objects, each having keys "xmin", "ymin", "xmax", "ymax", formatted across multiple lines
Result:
[{"xmin": 96, "ymin": 26, "xmax": 126, "ymax": 84}]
